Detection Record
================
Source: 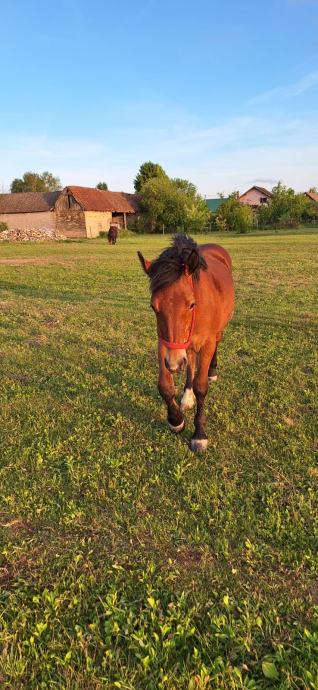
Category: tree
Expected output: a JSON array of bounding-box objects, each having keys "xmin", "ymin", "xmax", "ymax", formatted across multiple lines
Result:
[
  {"xmin": 134, "ymin": 161, "xmax": 168, "ymax": 193},
  {"xmin": 309, "ymin": 186, "xmax": 318, "ymax": 194},
  {"xmin": 215, "ymin": 192, "xmax": 253, "ymax": 233},
  {"xmin": 10, "ymin": 171, "xmax": 61, "ymax": 193},
  {"xmin": 138, "ymin": 175, "xmax": 210, "ymax": 233},
  {"xmin": 258, "ymin": 182, "xmax": 310, "ymax": 227},
  {"xmin": 96, "ymin": 182, "xmax": 108, "ymax": 191},
  {"xmin": 140, "ymin": 177, "xmax": 187, "ymax": 232},
  {"xmin": 172, "ymin": 178, "xmax": 197, "ymax": 196},
  {"xmin": 171, "ymin": 178, "xmax": 210, "ymax": 232}
]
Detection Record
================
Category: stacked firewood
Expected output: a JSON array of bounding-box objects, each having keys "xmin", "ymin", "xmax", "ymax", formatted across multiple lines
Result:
[{"xmin": 0, "ymin": 227, "xmax": 65, "ymax": 242}]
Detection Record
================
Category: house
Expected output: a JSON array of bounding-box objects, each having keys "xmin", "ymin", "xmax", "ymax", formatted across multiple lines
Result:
[
  {"xmin": 54, "ymin": 186, "xmax": 139, "ymax": 238},
  {"xmin": 0, "ymin": 191, "xmax": 60, "ymax": 231},
  {"xmin": 239, "ymin": 186, "xmax": 272, "ymax": 207},
  {"xmin": 305, "ymin": 191, "xmax": 318, "ymax": 204}
]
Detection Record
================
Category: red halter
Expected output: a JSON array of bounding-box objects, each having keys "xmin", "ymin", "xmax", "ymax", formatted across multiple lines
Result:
[{"xmin": 159, "ymin": 275, "xmax": 196, "ymax": 350}]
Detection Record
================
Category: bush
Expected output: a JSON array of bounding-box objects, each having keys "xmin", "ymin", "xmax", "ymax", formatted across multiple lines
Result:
[
  {"xmin": 99, "ymin": 230, "xmax": 108, "ymax": 238},
  {"xmin": 129, "ymin": 216, "xmax": 151, "ymax": 234},
  {"xmin": 257, "ymin": 182, "xmax": 311, "ymax": 228},
  {"xmin": 215, "ymin": 194, "xmax": 253, "ymax": 233},
  {"xmin": 0, "ymin": 222, "xmax": 8, "ymax": 233},
  {"xmin": 302, "ymin": 202, "xmax": 318, "ymax": 225}
]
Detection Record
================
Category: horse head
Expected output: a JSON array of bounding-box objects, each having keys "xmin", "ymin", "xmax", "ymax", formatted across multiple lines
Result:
[{"xmin": 138, "ymin": 239, "xmax": 204, "ymax": 373}]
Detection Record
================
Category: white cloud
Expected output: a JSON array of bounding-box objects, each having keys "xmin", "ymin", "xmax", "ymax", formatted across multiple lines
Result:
[
  {"xmin": 250, "ymin": 70, "xmax": 318, "ymax": 104},
  {"xmin": 0, "ymin": 111, "xmax": 317, "ymax": 196}
]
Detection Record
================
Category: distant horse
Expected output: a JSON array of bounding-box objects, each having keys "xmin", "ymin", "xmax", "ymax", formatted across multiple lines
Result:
[
  {"xmin": 108, "ymin": 225, "xmax": 118, "ymax": 244},
  {"xmin": 138, "ymin": 234, "xmax": 234, "ymax": 452}
]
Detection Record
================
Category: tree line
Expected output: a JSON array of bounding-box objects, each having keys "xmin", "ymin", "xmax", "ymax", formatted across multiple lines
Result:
[
  {"xmin": 7, "ymin": 167, "xmax": 318, "ymax": 234},
  {"xmin": 9, "ymin": 172, "xmax": 109, "ymax": 194},
  {"xmin": 133, "ymin": 165, "xmax": 318, "ymax": 233},
  {"xmin": 213, "ymin": 183, "xmax": 318, "ymax": 233}
]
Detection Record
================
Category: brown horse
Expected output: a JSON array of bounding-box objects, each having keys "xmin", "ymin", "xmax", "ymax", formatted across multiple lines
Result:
[
  {"xmin": 108, "ymin": 225, "xmax": 118, "ymax": 244},
  {"xmin": 138, "ymin": 234, "xmax": 234, "ymax": 452}
]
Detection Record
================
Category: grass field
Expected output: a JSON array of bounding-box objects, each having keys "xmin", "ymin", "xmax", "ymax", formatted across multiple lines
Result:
[{"xmin": 0, "ymin": 232, "xmax": 317, "ymax": 689}]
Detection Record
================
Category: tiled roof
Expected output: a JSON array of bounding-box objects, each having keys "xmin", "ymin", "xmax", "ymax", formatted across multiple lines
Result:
[
  {"xmin": 305, "ymin": 191, "xmax": 318, "ymax": 204},
  {"xmin": 66, "ymin": 186, "xmax": 138, "ymax": 213},
  {"xmin": 0, "ymin": 191, "xmax": 60, "ymax": 214}
]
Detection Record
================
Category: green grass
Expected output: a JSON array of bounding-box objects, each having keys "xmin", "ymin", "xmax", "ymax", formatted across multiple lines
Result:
[{"xmin": 0, "ymin": 233, "xmax": 317, "ymax": 689}]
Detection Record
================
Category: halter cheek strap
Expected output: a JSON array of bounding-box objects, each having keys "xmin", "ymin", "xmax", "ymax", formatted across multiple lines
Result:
[{"xmin": 159, "ymin": 275, "xmax": 196, "ymax": 350}]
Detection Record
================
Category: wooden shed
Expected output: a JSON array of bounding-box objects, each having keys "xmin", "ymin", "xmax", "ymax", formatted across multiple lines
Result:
[
  {"xmin": 0, "ymin": 191, "xmax": 60, "ymax": 231},
  {"xmin": 54, "ymin": 186, "xmax": 138, "ymax": 238}
]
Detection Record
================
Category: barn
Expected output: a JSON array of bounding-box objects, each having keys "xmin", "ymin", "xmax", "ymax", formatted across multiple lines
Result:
[
  {"xmin": 54, "ymin": 186, "xmax": 139, "ymax": 238},
  {"xmin": 0, "ymin": 191, "xmax": 60, "ymax": 231}
]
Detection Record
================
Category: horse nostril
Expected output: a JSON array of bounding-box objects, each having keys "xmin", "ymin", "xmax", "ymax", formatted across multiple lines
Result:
[{"xmin": 164, "ymin": 357, "xmax": 170, "ymax": 370}]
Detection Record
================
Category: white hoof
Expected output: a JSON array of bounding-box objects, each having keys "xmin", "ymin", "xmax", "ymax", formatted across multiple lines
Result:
[
  {"xmin": 168, "ymin": 419, "xmax": 185, "ymax": 434},
  {"xmin": 181, "ymin": 388, "xmax": 195, "ymax": 412},
  {"xmin": 208, "ymin": 374, "xmax": 218, "ymax": 382},
  {"xmin": 190, "ymin": 438, "xmax": 208, "ymax": 452}
]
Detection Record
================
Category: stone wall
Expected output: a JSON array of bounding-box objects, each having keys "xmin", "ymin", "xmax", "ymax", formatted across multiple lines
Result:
[
  {"xmin": 0, "ymin": 211, "xmax": 55, "ymax": 231},
  {"xmin": 55, "ymin": 209, "xmax": 86, "ymax": 238}
]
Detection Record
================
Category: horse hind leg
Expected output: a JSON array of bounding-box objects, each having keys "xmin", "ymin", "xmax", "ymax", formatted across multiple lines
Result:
[{"xmin": 208, "ymin": 346, "xmax": 218, "ymax": 382}]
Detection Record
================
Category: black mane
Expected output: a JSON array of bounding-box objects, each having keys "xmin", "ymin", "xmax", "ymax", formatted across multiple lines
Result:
[{"xmin": 148, "ymin": 234, "xmax": 207, "ymax": 293}]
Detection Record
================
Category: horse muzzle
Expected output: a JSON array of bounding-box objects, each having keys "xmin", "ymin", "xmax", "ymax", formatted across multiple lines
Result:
[{"xmin": 164, "ymin": 350, "xmax": 187, "ymax": 374}]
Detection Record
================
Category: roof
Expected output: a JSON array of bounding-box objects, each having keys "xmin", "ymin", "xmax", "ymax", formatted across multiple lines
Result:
[
  {"xmin": 66, "ymin": 186, "xmax": 138, "ymax": 213},
  {"xmin": 305, "ymin": 191, "xmax": 318, "ymax": 204},
  {"xmin": 205, "ymin": 198, "xmax": 226, "ymax": 212},
  {"xmin": 239, "ymin": 185, "xmax": 273, "ymax": 199},
  {"xmin": 0, "ymin": 191, "xmax": 60, "ymax": 214}
]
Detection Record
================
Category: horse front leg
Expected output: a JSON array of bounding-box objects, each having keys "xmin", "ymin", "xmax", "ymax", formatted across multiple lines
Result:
[
  {"xmin": 190, "ymin": 341, "xmax": 216, "ymax": 452},
  {"xmin": 181, "ymin": 349, "xmax": 196, "ymax": 412},
  {"xmin": 158, "ymin": 346, "xmax": 185, "ymax": 433}
]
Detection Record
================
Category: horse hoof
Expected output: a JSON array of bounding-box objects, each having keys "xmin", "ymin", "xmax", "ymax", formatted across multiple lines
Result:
[
  {"xmin": 168, "ymin": 419, "xmax": 185, "ymax": 434},
  {"xmin": 190, "ymin": 438, "xmax": 208, "ymax": 452},
  {"xmin": 180, "ymin": 388, "xmax": 195, "ymax": 412}
]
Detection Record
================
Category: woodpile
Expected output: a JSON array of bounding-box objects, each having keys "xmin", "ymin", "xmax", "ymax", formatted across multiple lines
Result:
[{"xmin": 0, "ymin": 227, "xmax": 65, "ymax": 242}]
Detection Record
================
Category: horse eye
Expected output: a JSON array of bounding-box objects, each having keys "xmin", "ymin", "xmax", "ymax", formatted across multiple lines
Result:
[{"xmin": 189, "ymin": 302, "xmax": 195, "ymax": 309}]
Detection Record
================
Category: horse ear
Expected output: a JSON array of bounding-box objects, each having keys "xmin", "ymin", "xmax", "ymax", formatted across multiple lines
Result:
[
  {"xmin": 137, "ymin": 251, "xmax": 152, "ymax": 275},
  {"xmin": 184, "ymin": 249, "xmax": 200, "ymax": 275}
]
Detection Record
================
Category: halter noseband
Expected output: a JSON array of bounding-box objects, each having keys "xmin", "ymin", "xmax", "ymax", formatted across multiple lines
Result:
[{"xmin": 159, "ymin": 274, "xmax": 196, "ymax": 350}]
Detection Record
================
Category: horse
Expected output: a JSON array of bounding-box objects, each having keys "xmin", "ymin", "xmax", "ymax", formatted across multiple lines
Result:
[
  {"xmin": 137, "ymin": 234, "xmax": 234, "ymax": 452},
  {"xmin": 108, "ymin": 225, "xmax": 118, "ymax": 244}
]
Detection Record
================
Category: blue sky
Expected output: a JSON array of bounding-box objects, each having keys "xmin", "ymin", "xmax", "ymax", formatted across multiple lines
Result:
[{"xmin": 1, "ymin": 0, "xmax": 318, "ymax": 195}]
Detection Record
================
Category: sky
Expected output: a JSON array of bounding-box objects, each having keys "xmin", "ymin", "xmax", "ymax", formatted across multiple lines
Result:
[{"xmin": 0, "ymin": 0, "xmax": 318, "ymax": 196}]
